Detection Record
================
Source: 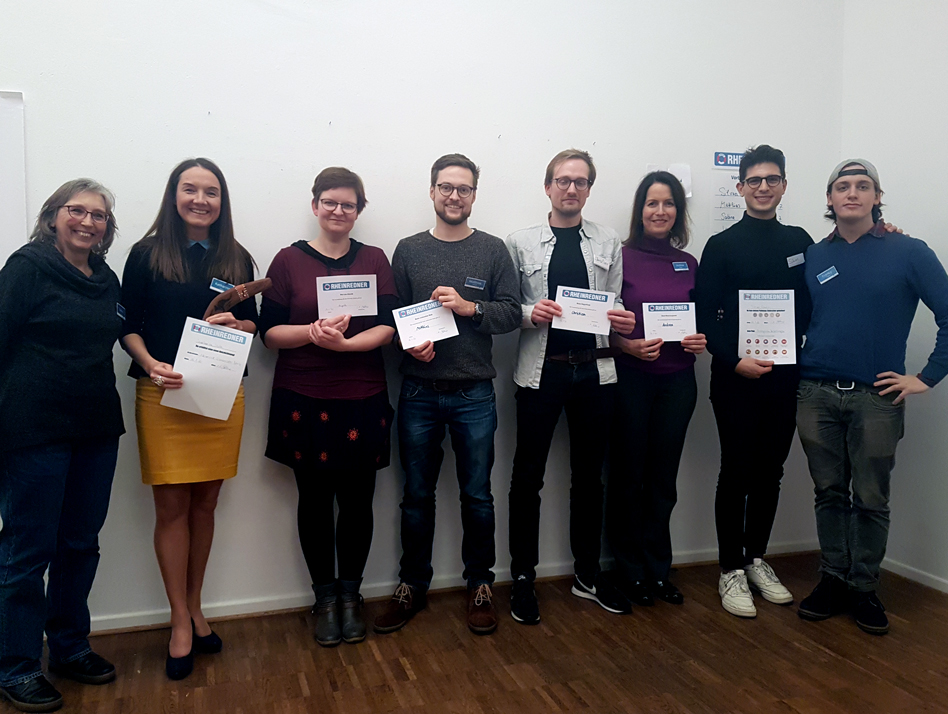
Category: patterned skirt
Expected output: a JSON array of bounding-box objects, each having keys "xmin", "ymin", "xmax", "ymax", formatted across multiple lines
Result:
[{"xmin": 265, "ymin": 388, "xmax": 394, "ymax": 472}]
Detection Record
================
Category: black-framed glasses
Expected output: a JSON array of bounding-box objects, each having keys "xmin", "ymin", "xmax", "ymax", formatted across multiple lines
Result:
[
  {"xmin": 436, "ymin": 183, "xmax": 475, "ymax": 198},
  {"xmin": 319, "ymin": 199, "xmax": 358, "ymax": 214},
  {"xmin": 553, "ymin": 177, "xmax": 591, "ymax": 191},
  {"xmin": 741, "ymin": 175, "xmax": 784, "ymax": 189},
  {"xmin": 61, "ymin": 205, "xmax": 109, "ymax": 224}
]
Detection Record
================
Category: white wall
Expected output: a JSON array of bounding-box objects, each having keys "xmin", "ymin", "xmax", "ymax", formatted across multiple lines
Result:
[
  {"xmin": 840, "ymin": 0, "xmax": 948, "ymax": 592},
  {"xmin": 0, "ymin": 0, "xmax": 882, "ymax": 631}
]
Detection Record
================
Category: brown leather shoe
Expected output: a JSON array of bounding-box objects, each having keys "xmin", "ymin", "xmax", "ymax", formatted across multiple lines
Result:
[
  {"xmin": 373, "ymin": 583, "xmax": 426, "ymax": 634},
  {"xmin": 468, "ymin": 583, "xmax": 497, "ymax": 635}
]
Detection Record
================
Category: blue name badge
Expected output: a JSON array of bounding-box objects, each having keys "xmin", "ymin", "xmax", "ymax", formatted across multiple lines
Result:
[
  {"xmin": 817, "ymin": 266, "xmax": 839, "ymax": 285},
  {"xmin": 210, "ymin": 278, "xmax": 235, "ymax": 293},
  {"xmin": 672, "ymin": 261, "xmax": 689, "ymax": 272},
  {"xmin": 116, "ymin": 303, "xmax": 126, "ymax": 320},
  {"xmin": 464, "ymin": 277, "xmax": 487, "ymax": 290}
]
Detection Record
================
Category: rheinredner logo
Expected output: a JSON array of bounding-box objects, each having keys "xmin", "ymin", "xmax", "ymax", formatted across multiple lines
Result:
[
  {"xmin": 561, "ymin": 289, "xmax": 607, "ymax": 302},
  {"xmin": 323, "ymin": 281, "xmax": 370, "ymax": 291},
  {"xmin": 648, "ymin": 304, "xmax": 690, "ymax": 312},
  {"xmin": 743, "ymin": 293, "xmax": 790, "ymax": 300},
  {"xmin": 398, "ymin": 300, "xmax": 441, "ymax": 318},
  {"xmin": 192, "ymin": 324, "xmax": 248, "ymax": 344},
  {"xmin": 714, "ymin": 151, "xmax": 744, "ymax": 167}
]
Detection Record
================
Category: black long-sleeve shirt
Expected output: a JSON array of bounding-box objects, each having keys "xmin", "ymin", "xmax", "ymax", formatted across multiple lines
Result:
[{"xmin": 695, "ymin": 213, "xmax": 813, "ymax": 382}]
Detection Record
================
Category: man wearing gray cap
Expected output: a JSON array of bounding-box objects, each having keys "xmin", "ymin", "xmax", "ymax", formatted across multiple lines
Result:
[{"xmin": 796, "ymin": 159, "xmax": 948, "ymax": 634}]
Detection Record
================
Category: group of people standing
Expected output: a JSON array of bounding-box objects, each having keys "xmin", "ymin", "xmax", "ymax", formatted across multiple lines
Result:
[{"xmin": 0, "ymin": 144, "xmax": 945, "ymax": 714}]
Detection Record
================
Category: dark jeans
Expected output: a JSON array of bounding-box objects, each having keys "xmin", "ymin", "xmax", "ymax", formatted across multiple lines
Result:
[
  {"xmin": 710, "ymin": 369, "xmax": 798, "ymax": 572},
  {"xmin": 397, "ymin": 377, "xmax": 497, "ymax": 591},
  {"xmin": 509, "ymin": 360, "xmax": 616, "ymax": 582},
  {"xmin": 294, "ymin": 466, "xmax": 377, "ymax": 588},
  {"xmin": 0, "ymin": 438, "xmax": 119, "ymax": 686},
  {"xmin": 796, "ymin": 380, "xmax": 904, "ymax": 592},
  {"xmin": 607, "ymin": 364, "xmax": 697, "ymax": 582}
]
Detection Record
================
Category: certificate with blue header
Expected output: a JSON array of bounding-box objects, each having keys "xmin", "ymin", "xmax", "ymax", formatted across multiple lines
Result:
[
  {"xmin": 393, "ymin": 299, "xmax": 459, "ymax": 349},
  {"xmin": 551, "ymin": 285, "xmax": 614, "ymax": 336},
  {"xmin": 643, "ymin": 302, "xmax": 696, "ymax": 341},
  {"xmin": 738, "ymin": 289, "xmax": 796, "ymax": 365},
  {"xmin": 316, "ymin": 274, "xmax": 377, "ymax": 318},
  {"xmin": 161, "ymin": 317, "xmax": 253, "ymax": 420}
]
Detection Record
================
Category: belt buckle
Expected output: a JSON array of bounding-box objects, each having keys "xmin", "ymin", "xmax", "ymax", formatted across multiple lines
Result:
[
  {"xmin": 835, "ymin": 380, "xmax": 855, "ymax": 391},
  {"xmin": 567, "ymin": 350, "xmax": 587, "ymax": 365}
]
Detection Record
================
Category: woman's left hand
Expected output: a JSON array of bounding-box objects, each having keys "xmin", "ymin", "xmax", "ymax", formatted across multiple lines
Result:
[
  {"xmin": 682, "ymin": 333, "xmax": 707, "ymax": 355},
  {"xmin": 308, "ymin": 320, "xmax": 349, "ymax": 351},
  {"xmin": 207, "ymin": 312, "xmax": 240, "ymax": 329}
]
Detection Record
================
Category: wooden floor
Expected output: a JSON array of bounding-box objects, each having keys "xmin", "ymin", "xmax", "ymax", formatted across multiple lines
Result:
[{"xmin": 46, "ymin": 554, "xmax": 948, "ymax": 714}]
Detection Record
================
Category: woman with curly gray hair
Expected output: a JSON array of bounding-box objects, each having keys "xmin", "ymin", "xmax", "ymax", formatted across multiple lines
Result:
[{"xmin": 0, "ymin": 179, "xmax": 125, "ymax": 712}]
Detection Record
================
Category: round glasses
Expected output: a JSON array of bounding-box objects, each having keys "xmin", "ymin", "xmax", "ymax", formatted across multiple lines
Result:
[
  {"xmin": 742, "ymin": 175, "xmax": 783, "ymax": 189},
  {"xmin": 552, "ymin": 177, "xmax": 591, "ymax": 191},
  {"xmin": 436, "ymin": 183, "xmax": 475, "ymax": 198},
  {"xmin": 319, "ymin": 199, "xmax": 358, "ymax": 214},
  {"xmin": 61, "ymin": 205, "xmax": 109, "ymax": 224}
]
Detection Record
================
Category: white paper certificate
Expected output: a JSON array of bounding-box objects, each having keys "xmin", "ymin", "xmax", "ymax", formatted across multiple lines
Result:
[
  {"xmin": 160, "ymin": 318, "xmax": 253, "ymax": 420},
  {"xmin": 393, "ymin": 299, "xmax": 459, "ymax": 349},
  {"xmin": 643, "ymin": 302, "xmax": 696, "ymax": 341},
  {"xmin": 316, "ymin": 274, "xmax": 378, "ymax": 318},
  {"xmin": 738, "ymin": 290, "xmax": 796, "ymax": 365},
  {"xmin": 551, "ymin": 286, "xmax": 614, "ymax": 336}
]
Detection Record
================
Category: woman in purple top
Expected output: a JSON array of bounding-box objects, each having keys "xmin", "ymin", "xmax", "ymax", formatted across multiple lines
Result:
[
  {"xmin": 607, "ymin": 171, "xmax": 706, "ymax": 606},
  {"xmin": 258, "ymin": 168, "xmax": 397, "ymax": 647}
]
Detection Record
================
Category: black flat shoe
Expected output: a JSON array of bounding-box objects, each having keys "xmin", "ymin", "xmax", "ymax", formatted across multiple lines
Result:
[
  {"xmin": 651, "ymin": 580, "xmax": 684, "ymax": 605},
  {"xmin": 191, "ymin": 619, "xmax": 223, "ymax": 654},
  {"xmin": 165, "ymin": 651, "xmax": 193, "ymax": 681},
  {"xmin": 48, "ymin": 651, "xmax": 116, "ymax": 685},
  {"xmin": 623, "ymin": 580, "xmax": 655, "ymax": 607},
  {"xmin": 0, "ymin": 675, "xmax": 63, "ymax": 712}
]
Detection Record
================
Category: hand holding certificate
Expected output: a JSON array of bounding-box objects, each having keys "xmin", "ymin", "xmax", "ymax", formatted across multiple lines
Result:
[
  {"xmin": 160, "ymin": 317, "xmax": 253, "ymax": 420},
  {"xmin": 551, "ymin": 286, "xmax": 615, "ymax": 336},
  {"xmin": 316, "ymin": 274, "xmax": 378, "ymax": 318},
  {"xmin": 393, "ymin": 299, "xmax": 459, "ymax": 349},
  {"xmin": 642, "ymin": 302, "xmax": 697, "ymax": 342},
  {"xmin": 738, "ymin": 289, "xmax": 796, "ymax": 365}
]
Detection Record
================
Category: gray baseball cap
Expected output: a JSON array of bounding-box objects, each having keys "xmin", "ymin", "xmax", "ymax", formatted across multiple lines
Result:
[{"xmin": 826, "ymin": 159, "xmax": 882, "ymax": 192}]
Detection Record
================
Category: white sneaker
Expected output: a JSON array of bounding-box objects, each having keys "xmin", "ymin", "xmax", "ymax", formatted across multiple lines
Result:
[
  {"xmin": 744, "ymin": 558, "xmax": 793, "ymax": 605},
  {"xmin": 719, "ymin": 570, "xmax": 757, "ymax": 618}
]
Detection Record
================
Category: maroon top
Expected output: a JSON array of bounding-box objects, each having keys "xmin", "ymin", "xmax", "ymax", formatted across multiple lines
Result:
[
  {"xmin": 618, "ymin": 238, "xmax": 699, "ymax": 375},
  {"xmin": 261, "ymin": 240, "xmax": 398, "ymax": 400}
]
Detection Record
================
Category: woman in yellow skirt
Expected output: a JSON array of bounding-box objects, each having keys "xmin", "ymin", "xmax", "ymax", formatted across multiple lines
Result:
[{"xmin": 120, "ymin": 158, "xmax": 257, "ymax": 680}]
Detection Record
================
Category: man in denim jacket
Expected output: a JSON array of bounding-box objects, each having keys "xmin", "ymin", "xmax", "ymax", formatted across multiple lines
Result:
[{"xmin": 504, "ymin": 149, "xmax": 636, "ymax": 625}]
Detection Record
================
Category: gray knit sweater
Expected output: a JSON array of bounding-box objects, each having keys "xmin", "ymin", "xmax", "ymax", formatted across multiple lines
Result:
[{"xmin": 392, "ymin": 229, "xmax": 521, "ymax": 381}]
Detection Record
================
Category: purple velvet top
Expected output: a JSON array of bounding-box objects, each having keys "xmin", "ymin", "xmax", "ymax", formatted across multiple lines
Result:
[{"xmin": 618, "ymin": 238, "xmax": 699, "ymax": 375}]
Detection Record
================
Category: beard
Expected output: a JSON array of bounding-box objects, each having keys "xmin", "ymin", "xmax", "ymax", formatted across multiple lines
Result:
[{"xmin": 435, "ymin": 203, "xmax": 471, "ymax": 226}]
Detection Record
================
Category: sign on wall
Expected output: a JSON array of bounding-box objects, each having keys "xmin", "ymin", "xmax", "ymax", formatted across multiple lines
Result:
[{"xmin": 0, "ymin": 91, "xmax": 27, "ymax": 261}]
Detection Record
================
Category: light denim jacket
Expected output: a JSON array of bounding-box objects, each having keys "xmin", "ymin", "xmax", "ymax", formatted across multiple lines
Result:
[{"xmin": 505, "ymin": 217, "xmax": 624, "ymax": 388}]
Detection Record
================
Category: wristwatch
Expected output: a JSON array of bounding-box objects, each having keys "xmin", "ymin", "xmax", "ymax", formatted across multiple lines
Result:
[{"xmin": 472, "ymin": 301, "xmax": 485, "ymax": 323}]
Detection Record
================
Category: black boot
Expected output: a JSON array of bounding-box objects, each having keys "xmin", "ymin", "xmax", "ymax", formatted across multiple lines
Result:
[
  {"xmin": 313, "ymin": 582, "xmax": 341, "ymax": 647},
  {"xmin": 339, "ymin": 579, "xmax": 366, "ymax": 644}
]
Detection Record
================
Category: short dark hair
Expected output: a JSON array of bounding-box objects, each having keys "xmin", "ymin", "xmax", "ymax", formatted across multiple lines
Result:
[
  {"xmin": 545, "ymin": 148, "xmax": 596, "ymax": 187},
  {"xmin": 739, "ymin": 145, "xmax": 786, "ymax": 182},
  {"xmin": 29, "ymin": 178, "xmax": 118, "ymax": 255},
  {"xmin": 430, "ymin": 153, "xmax": 479, "ymax": 189},
  {"xmin": 311, "ymin": 167, "xmax": 368, "ymax": 213},
  {"xmin": 626, "ymin": 171, "xmax": 690, "ymax": 250}
]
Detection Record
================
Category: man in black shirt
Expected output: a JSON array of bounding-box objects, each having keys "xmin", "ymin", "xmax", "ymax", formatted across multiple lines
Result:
[
  {"xmin": 505, "ymin": 149, "xmax": 636, "ymax": 624},
  {"xmin": 695, "ymin": 145, "xmax": 812, "ymax": 618}
]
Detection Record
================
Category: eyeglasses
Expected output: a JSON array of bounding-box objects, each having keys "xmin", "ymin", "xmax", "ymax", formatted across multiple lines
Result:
[
  {"xmin": 552, "ymin": 177, "xmax": 591, "ymax": 191},
  {"xmin": 319, "ymin": 199, "xmax": 358, "ymax": 214},
  {"xmin": 741, "ymin": 175, "xmax": 784, "ymax": 189},
  {"xmin": 61, "ymin": 205, "xmax": 109, "ymax": 224},
  {"xmin": 436, "ymin": 183, "xmax": 475, "ymax": 198}
]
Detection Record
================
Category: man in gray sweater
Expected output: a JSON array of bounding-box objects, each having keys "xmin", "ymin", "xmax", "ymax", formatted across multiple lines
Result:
[{"xmin": 373, "ymin": 153, "xmax": 521, "ymax": 636}]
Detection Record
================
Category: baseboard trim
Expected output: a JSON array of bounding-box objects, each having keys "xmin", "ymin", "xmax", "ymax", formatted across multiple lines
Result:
[{"xmin": 882, "ymin": 557, "xmax": 948, "ymax": 594}]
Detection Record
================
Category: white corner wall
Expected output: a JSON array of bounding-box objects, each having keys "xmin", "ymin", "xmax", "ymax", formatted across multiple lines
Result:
[
  {"xmin": 0, "ymin": 0, "xmax": 890, "ymax": 632},
  {"xmin": 841, "ymin": 0, "xmax": 948, "ymax": 593}
]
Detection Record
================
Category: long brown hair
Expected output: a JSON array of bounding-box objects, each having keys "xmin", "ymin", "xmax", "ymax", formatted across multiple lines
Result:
[
  {"xmin": 626, "ymin": 171, "xmax": 690, "ymax": 250},
  {"xmin": 137, "ymin": 158, "xmax": 254, "ymax": 283}
]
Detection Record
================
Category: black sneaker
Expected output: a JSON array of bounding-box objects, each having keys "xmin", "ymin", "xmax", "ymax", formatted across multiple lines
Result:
[
  {"xmin": 571, "ymin": 573, "xmax": 632, "ymax": 614},
  {"xmin": 510, "ymin": 575, "xmax": 540, "ymax": 625},
  {"xmin": 798, "ymin": 574, "xmax": 849, "ymax": 621},
  {"xmin": 0, "ymin": 675, "xmax": 63, "ymax": 712},
  {"xmin": 853, "ymin": 591, "xmax": 889, "ymax": 635}
]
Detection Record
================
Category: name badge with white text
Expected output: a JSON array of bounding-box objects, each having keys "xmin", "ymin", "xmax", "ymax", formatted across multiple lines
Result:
[
  {"xmin": 464, "ymin": 277, "xmax": 486, "ymax": 290},
  {"xmin": 210, "ymin": 278, "xmax": 234, "ymax": 293},
  {"xmin": 116, "ymin": 303, "xmax": 126, "ymax": 320},
  {"xmin": 672, "ymin": 261, "xmax": 689, "ymax": 272},
  {"xmin": 817, "ymin": 266, "xmax": 839, "ymax": 285}
]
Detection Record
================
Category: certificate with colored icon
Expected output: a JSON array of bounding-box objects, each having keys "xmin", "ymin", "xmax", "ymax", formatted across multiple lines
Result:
[
  {"xmin": 393, "ymin": 299, "xmax": 459, "ymax": 349},
  {"xmin": 738, "ymin": 290, "xmax": 796, "ymax": 365},
  {"xmin": 316, "ymin": 274, "xmax": 378, "ymax": 318}
]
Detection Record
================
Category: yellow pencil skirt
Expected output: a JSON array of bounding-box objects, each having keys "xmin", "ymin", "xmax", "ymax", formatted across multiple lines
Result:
[{"xmin": 135, "ymin": 378, "xmax": 245, "ymax": 486}]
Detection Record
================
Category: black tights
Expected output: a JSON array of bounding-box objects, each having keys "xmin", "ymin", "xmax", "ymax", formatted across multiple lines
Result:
[{"xmin": 294, "ymin": 466, "xmax": 378, "ymax": 587}]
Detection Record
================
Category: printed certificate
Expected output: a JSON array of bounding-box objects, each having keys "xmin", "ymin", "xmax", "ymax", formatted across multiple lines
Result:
[
  {"xmin": 393, "ymin": 299, "xmax": 459, "ymax": 349},
  {"xmin": 316, "ymin": 274, "xmax": 378, "ymax": 318},
  {"xmin": 161, "ymin": 318, "xmax": 253, "ymax": 420},
  {"xmin": 551, "ymin": 286, "xmax": 614, "ymax": 336},
  {"xmin": 642, "ymin": 302, "xmax": 696, "ymax": 341},
  {"xmin": 738, "ymin": 290, "xmax": 796, "ymax": 365}
]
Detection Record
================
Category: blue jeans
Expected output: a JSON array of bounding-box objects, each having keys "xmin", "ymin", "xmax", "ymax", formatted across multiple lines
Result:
[
  {"xmin": 397, "ymin": 378, "xmax": 497, "ymax": 590},
  {"xmin": 0, "ymin": 438, "xmax": 119, "ymax": 686},
  {"xmin": 796, "ymin": 380, "xmax": 904, "ymax": 592}
]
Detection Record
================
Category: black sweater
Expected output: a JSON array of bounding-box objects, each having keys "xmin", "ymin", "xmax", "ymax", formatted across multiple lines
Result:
[
  {"xmin": 695, "ymin": 213, "xmax": 813, "ymax": 381},
  {"xmin": 121, "ymin": 243, "xmax": 257, "ymax": 380},
  {"xmin": 0, "ymin": 242, "xmax": 125, "ymax": 451}
]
